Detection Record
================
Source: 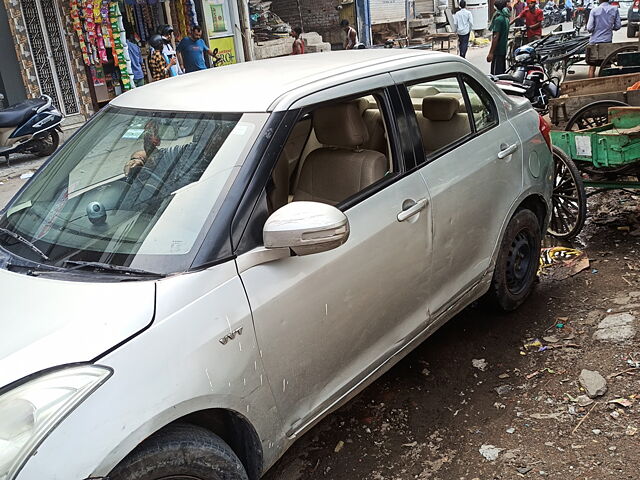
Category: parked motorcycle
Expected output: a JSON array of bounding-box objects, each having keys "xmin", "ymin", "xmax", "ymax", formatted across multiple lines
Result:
[
  {"xmin": 0, "ymin": 94, "xmax": 62, "ymax": 166},
  {"xmin": 573, "ymin": 0, "xmax": 592, "ymax": 31},
  {"xmin": 543, "ymin": 3, "xmax": 565, "ymax": 27},
  {"xmin": 492, "ymin": 42, "xmax": 561, "ymax": 115}
]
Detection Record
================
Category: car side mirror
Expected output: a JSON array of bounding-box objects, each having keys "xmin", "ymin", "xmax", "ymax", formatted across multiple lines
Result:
[{"xmin": 263, "ymin": 201, "xmax": 349, "ymax": 256}]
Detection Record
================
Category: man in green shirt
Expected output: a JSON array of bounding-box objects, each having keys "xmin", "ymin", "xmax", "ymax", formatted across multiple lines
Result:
[{"xmin": 487, "ymin": 0, "xmax": 510, "ymax": 75}]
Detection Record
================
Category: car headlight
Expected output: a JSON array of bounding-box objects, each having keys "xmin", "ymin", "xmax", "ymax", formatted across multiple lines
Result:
[{"xmin": 0, "ymin": 365, "xmax": 111, "ymax": 480}]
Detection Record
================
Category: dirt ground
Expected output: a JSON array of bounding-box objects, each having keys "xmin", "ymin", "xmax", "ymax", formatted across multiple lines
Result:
[{"xmin": 263, "ymin": 191, "xmax": 640, "ymax": 480}]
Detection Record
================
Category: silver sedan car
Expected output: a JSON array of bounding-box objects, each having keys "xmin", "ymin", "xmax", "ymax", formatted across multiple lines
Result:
[{"xmin": 0, "ymin": 50, "xmax": 552, "ymax": 480}]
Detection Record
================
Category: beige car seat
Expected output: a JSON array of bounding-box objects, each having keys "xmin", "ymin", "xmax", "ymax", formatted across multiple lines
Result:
[
  {"xmin": 294, "ymin": 102, "xmax": 387, "ymax": 206},
  {"xmin": 417, "ymin": 96, "xmax": 471, "ymax": 154}
]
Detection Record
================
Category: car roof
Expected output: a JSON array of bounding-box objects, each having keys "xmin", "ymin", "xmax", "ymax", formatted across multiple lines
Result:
[{"xmin": 110, "ymin": 49, "xmax": 454, "ymax": 113}]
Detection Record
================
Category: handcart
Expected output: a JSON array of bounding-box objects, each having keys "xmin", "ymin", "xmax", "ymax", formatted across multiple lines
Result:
[
  {"xmin": 535, "ymin": 29, "xmax": 590, "ymax": 83},
  {"xmin": 585, "ymin": 41, "xmax": 640, "ymax": 77},
  {"xmin": 549, "ymin": 73, "xmax": 640, "ymax": 129},
  {"xmin": 548, "ymin": 106, "xmax": 640, "ymax": 239}
]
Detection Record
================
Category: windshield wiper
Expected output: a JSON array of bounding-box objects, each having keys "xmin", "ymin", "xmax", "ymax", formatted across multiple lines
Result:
[
  {"xmin": 0, "ymin": 227, "xmax": 49, "ymax": 261},
  {"xmin": 62, "ymin": 260, "xmax": 164, "ymax": 277}
]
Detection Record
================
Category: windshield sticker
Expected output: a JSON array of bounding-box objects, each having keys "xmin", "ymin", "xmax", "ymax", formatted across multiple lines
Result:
[
  {"xmin": 231, "ymin": 124, "xmax": 249, "ymax": 136},
  {"xmin": 122, "ymin": 128, "xmax": 144, "ymax": 139}
]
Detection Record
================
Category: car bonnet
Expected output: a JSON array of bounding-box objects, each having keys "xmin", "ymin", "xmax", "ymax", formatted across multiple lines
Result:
[{"xmin": 0, "ymin": 268, "xmax": 155, "ymax": 388}]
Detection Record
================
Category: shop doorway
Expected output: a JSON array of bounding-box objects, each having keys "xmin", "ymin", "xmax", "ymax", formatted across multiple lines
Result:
[{"xmin": 20, "ymin": 0, "xmax": 80, "ymax": 116}]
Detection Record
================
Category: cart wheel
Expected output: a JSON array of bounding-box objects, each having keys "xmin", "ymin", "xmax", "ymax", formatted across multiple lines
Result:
[
  {"xmin": 598, "ymin": 46, "xmax": 639, "ymax": 76},
  {"xmin": 565, "ymin": 100, "xmax": 629, "ymax": 131},
  {"xmin": 548, "ymin": 146, "xmax": 587, "ymax": 240}
]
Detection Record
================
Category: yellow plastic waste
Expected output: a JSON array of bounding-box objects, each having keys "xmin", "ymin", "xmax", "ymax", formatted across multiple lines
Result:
[{"xmin": 538, "ymin": 246, "xmax": 584, "ymax": 274}]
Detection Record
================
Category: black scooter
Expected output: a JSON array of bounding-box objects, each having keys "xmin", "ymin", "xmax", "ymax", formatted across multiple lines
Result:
[{"xmin": 0, "ymin": 94, "xmax": 62, "ymax": 166}]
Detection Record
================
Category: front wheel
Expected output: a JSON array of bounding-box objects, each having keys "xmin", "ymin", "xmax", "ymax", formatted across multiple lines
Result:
[
  {"xmin": 488, "ymin": 209, "xmax": 542, "ymax": 311},
  {"xmin": 108, "ymin": 423, "xmax": 249, "ymax": 480}
]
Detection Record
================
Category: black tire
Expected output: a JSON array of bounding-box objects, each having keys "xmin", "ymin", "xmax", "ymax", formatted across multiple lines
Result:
[
  {"xmin": 109, "ymin": 423, "xmax": 249, "ymax": 480},
  {"xmin": 627, "ymin": 23, "xmax": 637, "ymax": 38},
  {"xmin": 565, "ymin": 100, "xmax": 628, "ymax": 131},
  {"xmin": 31, "ymin": 129, "xmax": 59, "ymax": 157},
  {"xmin": 488, "ymin": 209, "xmax": 542, "ymax": 312},
  {"xmin": 548, "ymin": 146, "xmax": 587, "ymax": 240}
]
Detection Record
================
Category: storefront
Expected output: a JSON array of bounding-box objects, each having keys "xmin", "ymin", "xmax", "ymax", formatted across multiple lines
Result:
[
  {"xmin": 67, "ymin": 0, "xmax": 239, "ymax": 109},
  {"xmin": 200, "ymin": 0, "xmax": 244, "ymax": 66},
  {"xmin": 3, "ymin": 0, "xmax": 246, "ymax": 119}
]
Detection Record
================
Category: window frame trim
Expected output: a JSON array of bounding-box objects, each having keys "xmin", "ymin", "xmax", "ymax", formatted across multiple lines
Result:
[
  {"xmin": 230, "ymin": 85, "xmax": 417, "ymax": 256},
  {"xmin": 396, "ymin": 72, "xmax": 501, "ymax": 171},
  {"xmin": 460, "ymin": 73, "xmax": 500, "ymax": 136}
]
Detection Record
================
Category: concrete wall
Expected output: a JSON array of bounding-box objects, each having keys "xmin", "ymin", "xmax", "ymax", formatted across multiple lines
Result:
[{"xmin": 269, "ymin": 0, "xmax": 343, "ymax": 46}]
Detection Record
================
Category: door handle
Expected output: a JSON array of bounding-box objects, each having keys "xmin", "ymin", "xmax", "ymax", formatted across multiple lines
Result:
[
  {"xmin": 397, "ymin": 198, "xmax": 428, "ymax": 222},
  {"xmin": 498, "ymin": 143, "xmax": 518, "ymax": 159}
]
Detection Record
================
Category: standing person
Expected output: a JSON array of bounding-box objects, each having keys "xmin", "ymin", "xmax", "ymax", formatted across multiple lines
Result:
[
  {"xmin": 453, "ymin": 1, "xmax": 474, "ymax": 58},
  {"xmin": 512, "ymin": 0, "xmax": 526, "ymax": 25},
  {"xmin": 126, "ymin": 36, "xmax": 145, "ymax": 87},
  {"xmin": 177, "ymin": 25, "xmax": 218, "ymax": 73},
  {"xmin": 511, "ymin": 0, "xmax": 544, "ymax": 42},
  {"xmin": 341, "ymin": 19, "xmax": 358, "ymax": 50},
  {"xmin": 487, "ymin": 0, "xmax": 510, "ymax": 75},
  {"xmin": 291, "ymin": 27, "xmax": 305, "ymax": 55},
  {"xmin": 157, "ymin": 25, "xmax": 182, "ymax": 77},
  {"xmin": 565, "ymin": 0, "xmax": 574, "ymax": 21},
  {"xmin": 148, "ymin": 34, "xmax": 176, "ymax": 82},
  {"xmin": 586, "ymin": 0, "xmax": 621, "ymax": 77}
]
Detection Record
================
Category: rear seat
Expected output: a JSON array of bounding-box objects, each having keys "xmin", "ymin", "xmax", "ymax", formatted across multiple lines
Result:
[
  {"xmin": 416, "ymin": 96, "xmax": 471, "ymax": 154},
  {"xmin": 354, "ymin": 98, "xmax": 386, "ymax": 154}
]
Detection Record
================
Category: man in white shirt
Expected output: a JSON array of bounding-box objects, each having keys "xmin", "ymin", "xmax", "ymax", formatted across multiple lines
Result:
[{"xmin": 453, "ymin": 1, "xmax": 474, "ymax": 58}]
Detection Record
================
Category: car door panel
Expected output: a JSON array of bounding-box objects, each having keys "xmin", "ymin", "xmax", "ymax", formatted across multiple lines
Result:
[
  {"xmin": 240, "ymin": 171, "xmax": 432, "ymax": 435},
  {"xmin": 240, "ymin": 82, "xmax": 432, "ymax": 433},
  {"xmin": 391, "ymin": 66, "xmax": 524, "ymax": 317}
]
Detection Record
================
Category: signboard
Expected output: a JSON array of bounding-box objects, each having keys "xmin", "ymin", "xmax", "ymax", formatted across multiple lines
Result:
[
  {"xmin": 204, "ymin": 0, "xmax": 232, "ymax": 37},
  {"xmin": 370, "ymin": 0, "xmax": 407, "ymax": 24},
  {"xmin": 209, "ymin": 36, "xmax": 237, "ymax": 66}
]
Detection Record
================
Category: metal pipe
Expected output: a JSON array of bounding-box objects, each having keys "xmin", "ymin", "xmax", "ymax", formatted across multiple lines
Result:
[
  {"xmin": 237, "ymin": 0, "xmax": 255, "ymax": 61},
  {"xmin": 296, "ymin": 0, "xmax": 304, "ymax": 31},
  {"xmin": 406, "ymin": 0, "xmax": 411, "ymax": 45}
]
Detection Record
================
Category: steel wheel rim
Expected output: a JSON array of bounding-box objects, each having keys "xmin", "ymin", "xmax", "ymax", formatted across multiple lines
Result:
[
  {"xmin": 548, "ymin": 153, "xmax": 581, "ymax": 236},
  {"xmin": 565, "ymin": 101, "xmax": 629, "ymax": 132},
  {"xmin": 505, "ymin": 229, "xmax": 534, "ymax": 295},
  {"xmin": 567, "ymin": 108, "xmax": 609, "ymax": 131}
]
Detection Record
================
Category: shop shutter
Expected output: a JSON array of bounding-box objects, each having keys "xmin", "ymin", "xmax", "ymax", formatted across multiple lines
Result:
[
  {"xmin": 370, "ymin": 0, "xmax": 407, "ymax": 24},
  {"xmin": 415, "ymin": 0, "xmax": 435, "ymax": 14},
  {"xmin": 20, "ymin": 0, "xmax": 80, "ymax": 115}
]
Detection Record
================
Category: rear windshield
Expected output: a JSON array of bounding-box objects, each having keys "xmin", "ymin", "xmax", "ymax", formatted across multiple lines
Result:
[{"xmin": 0, "ymin": 106, "xmax": 267, "ymax": 274}]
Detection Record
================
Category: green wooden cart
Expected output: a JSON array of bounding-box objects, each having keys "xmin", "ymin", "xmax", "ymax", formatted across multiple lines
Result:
[{"xmin": 548, "ymin": 106, "xmax": 640, "ymax": 239}]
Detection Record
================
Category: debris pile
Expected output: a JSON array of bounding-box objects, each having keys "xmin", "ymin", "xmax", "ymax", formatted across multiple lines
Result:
[{"xmin": 249, "ymin": 0, "xmax": 291, "ymax": 42}]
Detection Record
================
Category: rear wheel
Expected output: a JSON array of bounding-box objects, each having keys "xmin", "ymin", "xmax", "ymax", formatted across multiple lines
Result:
[
  {"xmin": 488, "ymin": 209, "xmax": 541, "ymax": 311},
  {"xmin": 108, "ymin": 423, "xmax": 249, "ymax": 480},
  {"xmin": 30, "ymin": 129, "xmax": 59, "ymax": 157}
]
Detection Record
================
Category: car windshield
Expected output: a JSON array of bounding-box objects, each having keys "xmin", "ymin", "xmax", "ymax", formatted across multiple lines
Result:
[{"xmin": 0, "ymin": 106, "xmax": 267, "ymax": 274}]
